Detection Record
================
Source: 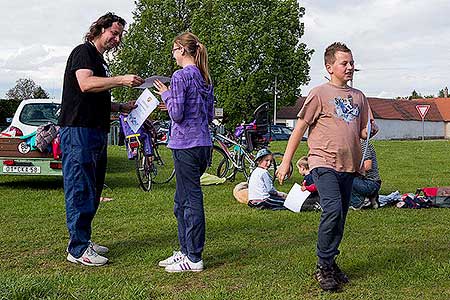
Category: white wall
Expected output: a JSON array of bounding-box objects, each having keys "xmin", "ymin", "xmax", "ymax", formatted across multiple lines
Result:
[
  {"xmin": 276, "ymin": 118, "xmax": 445, "ymax": 140},
  {"xmin": 373, "ymin": 119, "xmax": 444, "ymax": 140},
  {"xmin": 445, "ymin": 122, "xmax": 450, "ymax": 139}
]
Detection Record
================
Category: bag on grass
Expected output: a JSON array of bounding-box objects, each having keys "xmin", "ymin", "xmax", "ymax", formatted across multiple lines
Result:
[{"xmin": 416, "ymin": 187, "xmax": 450, "ymax": 208}]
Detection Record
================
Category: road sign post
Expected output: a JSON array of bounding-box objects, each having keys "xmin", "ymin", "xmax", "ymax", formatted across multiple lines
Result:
[{"xmin": 415, "ymin": 104, "xmax": 430, "ymax": 140}]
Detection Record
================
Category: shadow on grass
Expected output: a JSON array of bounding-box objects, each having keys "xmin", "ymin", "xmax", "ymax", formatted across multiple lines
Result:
[{"xmin": 0, "ymin": 176, "xmax": 63, "ymax": 190}]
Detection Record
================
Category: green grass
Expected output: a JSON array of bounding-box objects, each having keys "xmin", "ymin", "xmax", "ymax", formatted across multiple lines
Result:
[{"xmin": 1, "ymin": 140, "xmax": 450, "ymax": 299}]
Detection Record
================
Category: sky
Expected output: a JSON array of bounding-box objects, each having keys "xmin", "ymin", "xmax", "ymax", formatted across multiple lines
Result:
[{"xmin": 1, "ymin": 0, "xmax": 449, "ymax": 99}]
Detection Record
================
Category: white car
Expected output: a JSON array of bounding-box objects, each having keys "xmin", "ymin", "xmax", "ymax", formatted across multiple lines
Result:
[{"xmin": 1, "ymin": 98, "xmax": 61, "ymax": 137}]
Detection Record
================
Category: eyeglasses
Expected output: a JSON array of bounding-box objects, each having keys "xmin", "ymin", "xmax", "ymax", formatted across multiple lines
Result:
[{"xmin": 171, "ymin": 47, "xmax": 182, "ymax": 54}]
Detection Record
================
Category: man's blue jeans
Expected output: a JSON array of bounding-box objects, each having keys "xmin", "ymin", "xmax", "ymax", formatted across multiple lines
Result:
[
  {"xmin": 311, "ymin": 167, "xmax": 355, "ymax": 267},
  {"xmin": 351, "ymin": 177, "xmax": 381, "ymax": 207},
  {"xmin": 60, "ymin": 127, "xmax": 107, "ymax": 258},
  {"xmin": 172, "ymin": 146, "xmax": 211, "ymax": 263}
]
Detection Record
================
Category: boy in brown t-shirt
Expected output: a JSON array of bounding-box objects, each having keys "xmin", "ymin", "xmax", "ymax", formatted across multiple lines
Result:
[{"xmin": 276, "ymin": 42, "xmax": 377, "ymax": 291}]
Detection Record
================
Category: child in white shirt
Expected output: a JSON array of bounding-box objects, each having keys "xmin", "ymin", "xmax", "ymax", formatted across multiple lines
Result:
[{"xmin": 248, "ymin": 149, "xmax": 287, "ymax": 210}]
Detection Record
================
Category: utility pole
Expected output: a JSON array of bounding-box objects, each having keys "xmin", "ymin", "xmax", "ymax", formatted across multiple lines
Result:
[{"xmin": 273, "ymin": 76, "xmax": 277, "ymax": 125}]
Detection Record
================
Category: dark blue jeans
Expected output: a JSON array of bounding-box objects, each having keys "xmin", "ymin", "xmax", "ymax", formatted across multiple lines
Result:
[
  {"xmin": 60, "ymin": 127, "xmax": 107, "ymax": 258},
  {"xmin": 351, "ymin": 177, "xmax": 381, "ymax": 207},
  {"xmin": 172, "ymin": 146, "xmax": 211, "ymax": 263},
  {"xmin": 311, "ymin": 167, "xmax": 355, "ymax": 267}
]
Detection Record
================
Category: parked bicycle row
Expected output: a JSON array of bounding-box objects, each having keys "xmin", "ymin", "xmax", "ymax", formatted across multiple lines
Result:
[{"xmin": 119, "ymin": 102, "xmax": 293, "ymax": 192}]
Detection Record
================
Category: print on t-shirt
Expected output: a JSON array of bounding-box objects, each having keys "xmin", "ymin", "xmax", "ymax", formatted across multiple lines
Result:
[
  {"xmin": 103, "ymin": 63, "xmax": 111, "ymax": 77},
  {"xmin": 332, "ymin": 95, "xmax": 360, "ymax": 123}
]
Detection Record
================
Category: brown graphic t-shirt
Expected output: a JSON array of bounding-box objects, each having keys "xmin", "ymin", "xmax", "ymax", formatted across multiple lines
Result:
[{"xmin": 298, "ymin": 82, "xmax": 371, "ymax": 173}]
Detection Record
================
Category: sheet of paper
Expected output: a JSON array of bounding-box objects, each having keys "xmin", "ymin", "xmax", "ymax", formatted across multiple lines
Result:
[
  {"xmin": 283, "ymin": 183, "xmax": 311, "ymax": 213},
  {"xmin": 135, "ymin": 75, "xmax": 171, "ymax": 89},
  {"xmin": 126, "ymin": 88, "xmax": 160, "ymax": 133}
]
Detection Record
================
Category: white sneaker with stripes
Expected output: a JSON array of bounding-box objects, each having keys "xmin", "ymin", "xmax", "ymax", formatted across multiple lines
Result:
[
  {"xmin": 158, "ymin": 251, "xmax": 185, "ymax": 267},
  {"xmin": 165, "ymin": 256, "xmax": 203, "ymax": 273}
]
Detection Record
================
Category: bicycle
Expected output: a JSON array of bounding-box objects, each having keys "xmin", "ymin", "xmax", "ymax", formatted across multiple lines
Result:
[
  {"xmin": 120, "ymin": 115, "xmax": 175, "ymax": 191},
  {"xmin": 209, "ymin": 123, "xmax": 293, "ymax": 182}
]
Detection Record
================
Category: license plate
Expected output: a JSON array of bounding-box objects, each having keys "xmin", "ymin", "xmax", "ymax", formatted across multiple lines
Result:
[{"xmin": 3, "ymin": 165, "xmax": 41, "ymax": 174}]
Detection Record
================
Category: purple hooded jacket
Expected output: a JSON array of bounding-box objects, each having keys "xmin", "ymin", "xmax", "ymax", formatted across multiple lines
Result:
[{"xmin": 161, "ymin": 65, "xmax": 214, "ymax": 149}]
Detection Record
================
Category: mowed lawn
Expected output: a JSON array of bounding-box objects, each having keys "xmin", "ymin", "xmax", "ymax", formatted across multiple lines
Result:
[{"xmin": 1, "ymin": 140, "xmax": 450, "ymax": 300}]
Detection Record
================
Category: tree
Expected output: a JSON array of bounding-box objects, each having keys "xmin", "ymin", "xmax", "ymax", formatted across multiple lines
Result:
[
  {"xmin": 110, "ymin": 0, "xmax": 313, "ymax": 126},
  {"xmin": 408, "ymin": 90, "xmax": 422, "ymax": 100},
  {"xmin": 32, "ymin": 86, "xmax": 50, "ymax": 99},
  {"xmin": 438, "ymin": 87, "xmax": 448, "ymax": 98},
  {"xmin": 6, "ymin": 78, "xmax": 50, "ymax": 101}
]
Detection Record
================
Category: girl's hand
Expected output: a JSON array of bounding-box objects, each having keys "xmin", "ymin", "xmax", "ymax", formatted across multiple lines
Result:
[{"xmin": 153, "ymin": 79, "xmax": 168, "ymax": 95}]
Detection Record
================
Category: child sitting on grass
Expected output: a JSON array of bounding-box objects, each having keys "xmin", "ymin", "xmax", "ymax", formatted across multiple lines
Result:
[
  {"xmin": 248, "ymin": 149, "xmax": 287, "ymax": 210},
  {"xmin": 297, "ymin": 156, "xmax": 317, "ymax": 193},
  {"xmin": 297, "ymin": 156, "xmax": 321, "ymax": 211}
]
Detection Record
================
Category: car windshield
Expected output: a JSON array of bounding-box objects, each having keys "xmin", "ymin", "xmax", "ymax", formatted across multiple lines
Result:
[
  {"xmin": 281, "ymin": 127, "xmax": 293, "ymax": 134},
  {"xmin": 19, "ymin": 103, "xmax": 60, "ymax": 126},
  {"xmin": 272, "ymin": 127, "xmax": 283, "ymax": 134}
]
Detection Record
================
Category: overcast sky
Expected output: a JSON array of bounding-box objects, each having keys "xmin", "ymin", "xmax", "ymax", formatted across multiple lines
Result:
[{"xmin": 1, "ymin": 0, "xmax": 449, "ymax": 99}]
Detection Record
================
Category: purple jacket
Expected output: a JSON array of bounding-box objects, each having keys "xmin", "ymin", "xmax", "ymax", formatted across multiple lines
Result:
[{"xmin": 162, "ymin": 65, "xmax": 214, "ymax": 149}]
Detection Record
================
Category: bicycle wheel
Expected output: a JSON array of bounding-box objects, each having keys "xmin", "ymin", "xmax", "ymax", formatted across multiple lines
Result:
[
  {"xmin": 206, "ymin": 145, "xmax": 229, "ymax": 178},
  {"xmin": 240, "ymin": 152, "xmax": 256, "ymax": 180},
  {"xmin": 151, "ymin": 141, "xmax": 175, "ymax": 184},
  {"xmin": 135, "ymin": 146, "xmax": 152, "ymax": 191},
  {"xmin": 270, "ymin": 152, "xmax": 293, "ymax": 182}
]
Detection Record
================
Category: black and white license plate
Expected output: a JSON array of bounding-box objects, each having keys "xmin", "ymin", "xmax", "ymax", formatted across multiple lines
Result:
[{"xmin": 3, "ymin": 165, "xmax": 41, "ymax": 174}]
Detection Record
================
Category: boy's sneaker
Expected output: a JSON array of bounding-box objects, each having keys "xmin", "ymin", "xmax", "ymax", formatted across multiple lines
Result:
[
  {"xmin": 90, "ymin": 241, "xmax": 109, "ymax": 254},
  {"xmin": 165, "ymin": 256, "xmax": 203, "ymax": 273},
  {"xmin": 158, "ymin": 251, "xmax": 185, "ymax": 267},
  {"xmin": 369, "ymin": 195, "xmax": 379, "ymax": 209},
  {"xmin": 66, "ymin": 240, "xmax": 109, "ymax": 255},
  {"xmin": 314, "ymin": 264, "xmax": 340, "ymax": 291},
  {"xmin": 66, "ymin": 244, "xmax": 108, "ymax": 266},
  {"xmin": 332, "ymin": 261, "xmax": 349, "ymax": 284}
]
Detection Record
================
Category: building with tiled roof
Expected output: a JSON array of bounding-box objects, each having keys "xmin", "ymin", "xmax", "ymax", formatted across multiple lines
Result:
[{"xmin": 276, "ymin": 97, "xmax": 448, "ymax": 140}]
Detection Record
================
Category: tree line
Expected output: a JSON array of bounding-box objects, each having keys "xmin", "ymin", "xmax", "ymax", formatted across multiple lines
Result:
[{"xmin": 110, "ymin": 0, "xmax": 313, "ymax": 127}]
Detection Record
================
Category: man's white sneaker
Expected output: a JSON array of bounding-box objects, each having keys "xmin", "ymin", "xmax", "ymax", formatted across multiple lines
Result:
[
  {"xmin": 158, "ymin": 251, "xmax": 185, "ymax": 267},
  {"xmin": 165, "ymin": 256, "xmax": 203, "ymax": 273},
  {"xmin": 66, "ymin": 244, "xmax": 108, "ymax": 266},
  {"xmin": 90, "ymin": 241, "xmax": 109, "ymax": 254}
]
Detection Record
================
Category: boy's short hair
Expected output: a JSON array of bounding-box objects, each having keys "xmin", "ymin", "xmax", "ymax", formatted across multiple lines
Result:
[
  {"xmin": 324, "ymin": 42, "xmax": 351, "ymax": 65},
  {"xmin": 296, "ymin": 156, "xmax": 309, "ymax": 169}
]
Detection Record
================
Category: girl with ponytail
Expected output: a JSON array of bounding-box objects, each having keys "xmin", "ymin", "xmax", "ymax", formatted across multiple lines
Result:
[{"xmin": 154, "ymin": 32, "xmax": 214, "ymax": 273}]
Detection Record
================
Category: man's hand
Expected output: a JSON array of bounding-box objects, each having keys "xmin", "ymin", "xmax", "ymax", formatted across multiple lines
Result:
[
  {"xmin": 119, "ymin": 100, "xmax": 137, "ymax": 114},
  {"xmin": 120, "ymin": 75, "xmax": 144, "ymax": 87},
  {"xmin": 157, "ymin": 103, "xmax": 168, "ymax": 111}
]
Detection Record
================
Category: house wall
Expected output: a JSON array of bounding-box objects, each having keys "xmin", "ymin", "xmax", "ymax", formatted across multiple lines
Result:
[
  {"xmin": 445, "ymin": 122, "xmax": 450, "ymax": 139},
  {"xmin": 276, "ymin": 118, "xmax": 445, "ymax": 140},
  {"xmin": 373, "ymin": 119, "xmax": 444, "ymax": 140}
]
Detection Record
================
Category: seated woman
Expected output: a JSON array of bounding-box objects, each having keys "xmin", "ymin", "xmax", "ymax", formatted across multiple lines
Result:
[{"xmin": 350, "ymin": 140, "xmax": 381, "ymax": 209}]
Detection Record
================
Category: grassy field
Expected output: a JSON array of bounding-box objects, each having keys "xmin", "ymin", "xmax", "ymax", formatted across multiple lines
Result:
[{"xmin": 1, "ymin": 140, "xmax": 450, "ymax": 299}]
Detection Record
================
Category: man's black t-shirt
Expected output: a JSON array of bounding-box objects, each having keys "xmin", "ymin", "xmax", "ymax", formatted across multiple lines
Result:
[{"xmin": 59, "ymin": 42, "xmax": 111, "ymax": 131}]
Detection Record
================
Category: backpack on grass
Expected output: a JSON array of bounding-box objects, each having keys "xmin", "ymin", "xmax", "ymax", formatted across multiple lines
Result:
[{"xmin": 416, "ymin": 187, "xmax": 450, "ymax": 208}]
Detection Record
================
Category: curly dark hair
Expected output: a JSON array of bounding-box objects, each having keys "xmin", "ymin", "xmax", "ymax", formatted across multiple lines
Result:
[{"xmin": 84, "ymin": 12, "xmax": 126, "ymax": 44}]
